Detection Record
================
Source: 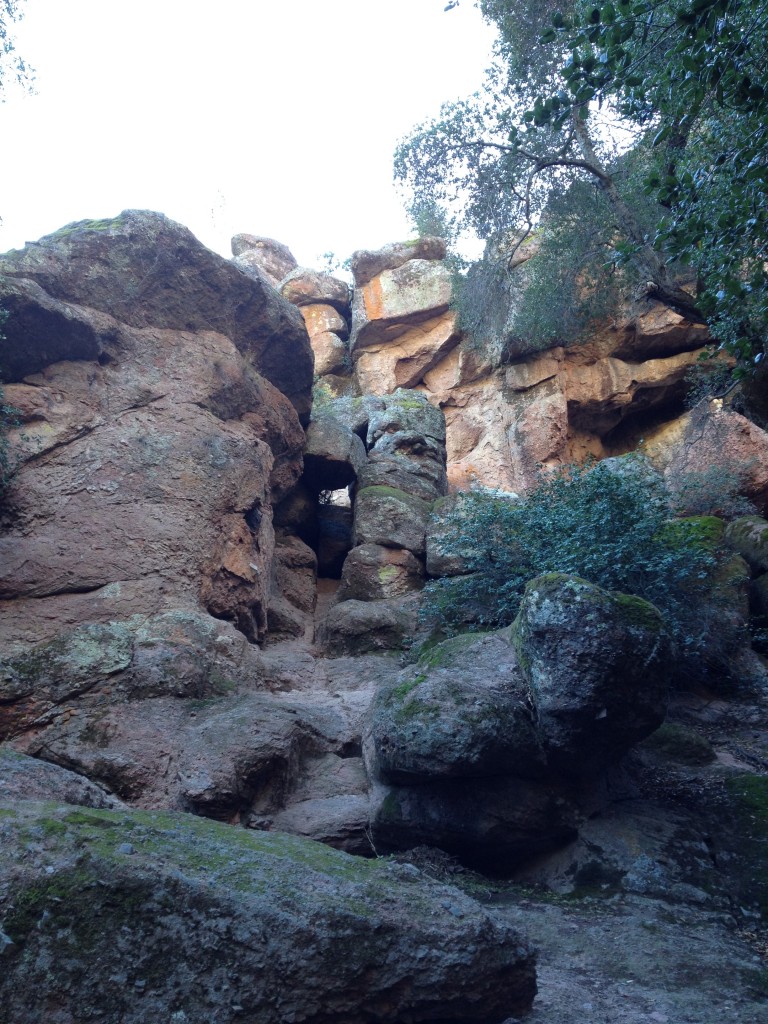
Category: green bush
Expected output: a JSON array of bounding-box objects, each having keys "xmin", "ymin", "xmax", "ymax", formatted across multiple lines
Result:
[{"xmin": 422, "ymin": 459, "xmax": 719, "ymax": 652}]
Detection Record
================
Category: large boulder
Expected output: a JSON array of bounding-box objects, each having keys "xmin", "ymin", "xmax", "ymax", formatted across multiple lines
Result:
[
  {"xmin": 317, "ymin": 597, "xmax": 415, "ymax": 655},
  {"xmin": 353, "ymin": 486, "xmax": 432, "ymax": 556},
  {"xmin": 302, "ymin": 415, "xmax": 366, "ymax": 492},
  {"xmin": 0, "ymin": 211, "xmax": 313, "ymax": 423},
  {"xmin": 279, "ymin": 268, "xmax": 350, "ymax": 312},
  {"xmin": 725, "ymin": 515, "xmax": 768, "ymax": 572},
  {"xmin": 663, "ymin": 404, "xmax": 768, "ymax": 514},
  {"xmin": 350, "ymin": 259, "xmax": 453, "ymax": 355},
  {"xmin": 354, "ymin": 312, "xmax": 461, "ymax": 396},
  {"xmin": 512, "ymin": 574, "xmax": 672, "ymax": 774},
  {"xmin": 11, "ymin": 686, "xmax": 355, "ymax": 816},
  {"xmin": 0, "ymin": 213, "xmax": 310, "ymax": 649},
  {"xmin": 368, "ymin": 633, "xmax": 545, "ymax": 784},
  {"xmin": 370, "ymin": 775, "xmax": 581, "ymax": 872},
  {"xmin": 0, "ymin": 746, "xmax": 124, "ymax": 809},
  {"xmin": 337, "ymin": 543, "xmax": 425, "ymax": 602},
  {"xmin": 0, "ymin": 611, "xmax": 256, "ymax": 739},
  {"xmin": 0, "ymin": 803, "xmax": 536, "ymax": 1023}
]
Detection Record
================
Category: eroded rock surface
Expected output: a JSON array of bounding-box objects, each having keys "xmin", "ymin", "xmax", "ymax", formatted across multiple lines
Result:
[{"xmin": 0, "ymin": 803, "xmax": 537, "ymax": 1024}]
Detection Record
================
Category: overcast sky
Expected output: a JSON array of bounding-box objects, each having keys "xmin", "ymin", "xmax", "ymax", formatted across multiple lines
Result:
[{"xmin": 0, "ymin": 0, "xmax": 495, "ymax": 266}]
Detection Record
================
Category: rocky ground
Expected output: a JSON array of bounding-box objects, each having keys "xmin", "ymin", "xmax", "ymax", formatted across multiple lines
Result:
[{"xmin": 498, "ymin": 890, "xmax": 766, "ymax": 1024}]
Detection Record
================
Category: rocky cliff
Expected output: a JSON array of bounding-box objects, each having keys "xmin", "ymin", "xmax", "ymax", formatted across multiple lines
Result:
[{"xmin": 1, "ymin": 214, "xmax": 767, "ymax": 1022}]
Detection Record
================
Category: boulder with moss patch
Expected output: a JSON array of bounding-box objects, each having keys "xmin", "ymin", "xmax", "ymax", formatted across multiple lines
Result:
[
  {"xmin": 0, "ymin": 802, "xmax": 536, "ymax": 1023},
  {"xmin": 512, "ymin": 574, "xmax": 672, "ymax": 775},
  {"xmin": 367, "ymin": 632, "xmax": 545, "ymax": 784}
]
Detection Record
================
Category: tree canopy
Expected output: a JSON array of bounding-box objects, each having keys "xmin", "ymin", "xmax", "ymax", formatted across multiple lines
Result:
[
  {"xmin": 0, "ymin": 0, "xmax": 31, "ymax": 99},
  {"xmin": 395, "ymin": 0, "xmax": 768, "ymax": 365}
]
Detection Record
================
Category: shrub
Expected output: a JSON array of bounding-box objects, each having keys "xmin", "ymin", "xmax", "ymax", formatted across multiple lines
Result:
[{"xmin": 422, "ymin": 458, "xmax": 719, "ymax": 652}]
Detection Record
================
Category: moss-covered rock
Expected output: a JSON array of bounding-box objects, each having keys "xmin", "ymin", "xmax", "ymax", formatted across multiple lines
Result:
[
  {"xmin": 368, "ymin": 632, "xmax": 545, "ymax": 785},
  {"xmin": 0, "ymin": 802, "xmax": 536, "ymax": 1023},
  {"xmin": 725, "ymin": 515, "xmax": 768, "ymax": 572},
  {"xmin": 512, "ymin": 573, "xmax": 672, "ymax": 775},
  {"xmin": 353, "ymin": 485, "xmax": 432, "ymax": 556}
]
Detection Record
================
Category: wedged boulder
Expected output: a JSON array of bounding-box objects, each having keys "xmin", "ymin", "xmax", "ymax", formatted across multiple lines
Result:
[
  {"xmin": 512, "ymin": 574, "xmax": 672, "ymax": 775},
  {"xmin": 353, "ymin": 486, "xmax": 432, "ymax": 556},
  {"xmin": 370, "ymin": 775, "xmax": 580, "ymax": 872},
  {"xmin": 353, "ymin": 390, "xmax": 449, "ymax": 501},
  {"xmin": 366, "ymin": 388, "xmax": 446, "ymax": 449},
  {"xmin": 350, "ymin": 236, "xmax": 448, "ymax": 287},
  {"xmin": 0, "ymin": 746, "xmax": 124, "ymax": 809},
  {"xmin": 311, "ymin": 330, "xmax": 349, "ymax": 376},
  {"xmin": 0, "ymin": 211, "xmax": 313, "ymax": 422},
  {"xmin": 354, "ymin": 311, "xmax": 461, "ymax": 395},
  {"xmin": 317, "ymin": 597, "xmax": 415, "ymax": 655},
  {"xmin": 357, "ymin": 451, "xmax": 447, "ymax": 503},
  {"xmin": 367, "ymin": 633, "xmax": 545, "ymax": 784},
  {"xmin": 0, "ymin": 803, "xmax": 537, "ymax": 1023},
  {"xmin": 302, "ymin": 415, "xmax": 366, "ymax": 492},
  {"xmin": 230, "ymin": 234, "xmax": 298, "ymax": 286},
  {"xmin": 362, "ymin": 430, "xmax": 448, "ymax": 501},
  {"xmin": 725, "ymin": 515, "xmax": 768, "ymax": 572},
  {"xmin": 300, "ymin": 301, "xmax": 349, "ymax": 340},
  {"xmin": 337, "ymin": 543, "xmax": 425, "ymax": 602},
  {"xmin": 350, "ymin": 259, "xmax": 453, "ymax": 354},
  {"xmin": 323, "ymin": 393, "xmax": 383, "ymax": 439},
  {"xmin": 279, "ymin": 267, "xmax": 350, "ymax": 312}
]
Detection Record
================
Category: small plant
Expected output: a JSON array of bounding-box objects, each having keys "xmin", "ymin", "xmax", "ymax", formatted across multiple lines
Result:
[{"xmin": 422, "ymin": 458, "xmax": 719, "ymax": 653}]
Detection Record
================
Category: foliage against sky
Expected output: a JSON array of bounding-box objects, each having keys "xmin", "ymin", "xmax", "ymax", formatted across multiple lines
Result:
[{"xmin": 396, "ymin": 0, "xmax": 768, "ymax": 364}]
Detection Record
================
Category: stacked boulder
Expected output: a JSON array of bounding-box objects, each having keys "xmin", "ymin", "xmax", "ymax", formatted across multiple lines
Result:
[
  {"xmin": 348, "ymin": 237, "xmax": 460, "ymax": 396},
  {"xmin": 280, "ymin": 267, "xmax": 352, "ymax": 387},
  {"xmin": 317, "ymin": 391, "xmax": 449, "ymax": 653},
  {"xmin": 365, "ymin": 573, "xmax": 674, "ymax": 871},
  {"xmin": 231, "ymin": 235, "xmax": 354, "ymax": 394}
]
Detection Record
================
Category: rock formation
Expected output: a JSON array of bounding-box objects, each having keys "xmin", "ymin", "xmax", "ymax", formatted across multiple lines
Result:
[
  {"xmin": 0, "ymin": 802, "xmax": 536, "ymax": 1023},
  {"xmin": 2, "ymin": 214, "xmax": 768, "ymax": 1023}
]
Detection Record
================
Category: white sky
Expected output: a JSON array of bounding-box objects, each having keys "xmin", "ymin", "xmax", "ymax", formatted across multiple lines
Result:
[{"xmin": 0, "ymin": 0, "xmax": 496, "ymax": 266}]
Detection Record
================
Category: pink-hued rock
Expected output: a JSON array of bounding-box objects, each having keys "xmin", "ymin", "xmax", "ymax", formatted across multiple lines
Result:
[
  {"xmin": 663, "ymin": 404, "xmax": 768, "ymax": 513},
  {"xmin": 349, "ymin": 236, "xmax": 447, "ymax": 287},
  {"xmin": 300, "ymin": 302, "xmax": 349, "ymax": 340},
  {"xmin": 312, "ymin": 331, "xmax": 350, "ymax": 377},
  {"xmin": 0, "ymin": 212, "xmax": 310, "ymax": 651},
  {"xmin": 230, "ymin": 234, "xmax": 298, "ymax": 286},
  {"xmin": 0, "ymin": 211, "xmax": 313, "ymax": 423},
  {"xmin": 350, "ymin": 260, "xmax": 452, "ymax": 354},
  {"xmin": 354, "ymin": 311, "xmax": 461, "ymax": 395},
  {"xmin": 279, "ymin": 268, "xmax": 350, "ymax": 312}
]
